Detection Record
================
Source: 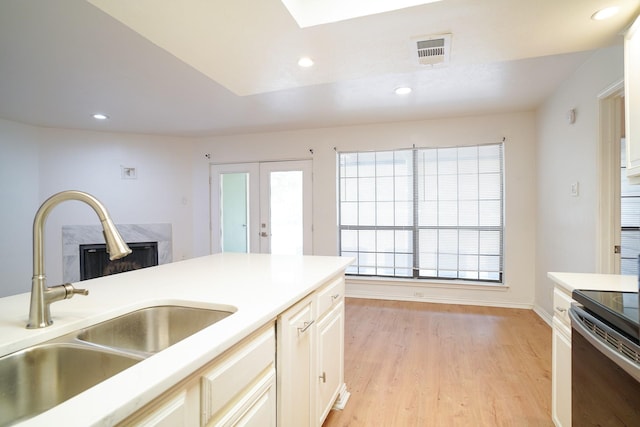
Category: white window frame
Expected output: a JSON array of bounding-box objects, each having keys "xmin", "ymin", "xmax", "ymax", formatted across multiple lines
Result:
[{"xmin": 338, "ymin": 143, "xmax": 504, "ymax": 284}]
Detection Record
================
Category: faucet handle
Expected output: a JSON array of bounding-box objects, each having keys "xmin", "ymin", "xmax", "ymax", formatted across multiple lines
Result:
[{"xmin": 62, "ymin": 283, "xmax": 89, "ymax": 298}]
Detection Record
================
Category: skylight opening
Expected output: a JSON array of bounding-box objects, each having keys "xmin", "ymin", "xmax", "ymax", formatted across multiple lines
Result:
[
  {"xmin": 591, "ymin": 6, "xmax": 620, "ymax": 21},
  {"xmin": 281, "ymin": 0, "xmax": 443, "ymax": 28}
]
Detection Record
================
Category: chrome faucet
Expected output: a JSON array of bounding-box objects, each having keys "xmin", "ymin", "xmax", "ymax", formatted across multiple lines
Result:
[{"xmin": 27, "ymin": 190, "xmax": 132, "ymax": 329}]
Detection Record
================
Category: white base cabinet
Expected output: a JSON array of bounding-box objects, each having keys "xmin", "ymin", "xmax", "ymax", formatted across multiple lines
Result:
[
  {"xmin": 277, "ymin": 276, "xmax": 348, "ymax": 427},
  {"xmin": 316, "ymin": 300, "xmax": 344, "ymax": 425},
  {"xmin": 120, "ymin": 324, "xmax": 276, "ymax": 427},
  {"xmin": 277, "ymin": 294, "xmax": 315, "ymax": 427},
  {"xmin": 551, "ymin": 287, "xmax": 573, "ymax": 427},
  {"xmin": 119, "ymin": 273, "xmax": 348, "ymax": 427}
]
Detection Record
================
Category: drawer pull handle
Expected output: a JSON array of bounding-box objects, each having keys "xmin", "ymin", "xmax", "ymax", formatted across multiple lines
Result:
[
  {"xmin": 319, "ymin": 372, "xmax": 326, "ymax": 383},
  {"xmin": 297, "ymin": 320, "xmax": 315, "ymax": 334},
  {"xmin": 556, "ymin": 307, "xmax": 567, "ymax": 313},
  {"xmin": 331, "ymin": 293, "xmax": 340, "ymax": 300}
]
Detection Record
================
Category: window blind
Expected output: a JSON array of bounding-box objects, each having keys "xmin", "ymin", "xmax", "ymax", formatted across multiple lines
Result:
[{"xmin": 339, "ymin": 143, "xmax": 504, "ymax": 283}]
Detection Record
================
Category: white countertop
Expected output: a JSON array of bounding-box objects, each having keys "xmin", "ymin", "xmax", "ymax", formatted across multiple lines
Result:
[
  {"xmin": 548, "ymin": 271, "xmax": 638, "ymax": 294},
  {"xmin": 1, "ymin": 253, "xmax": 352, "ymax": 426}
]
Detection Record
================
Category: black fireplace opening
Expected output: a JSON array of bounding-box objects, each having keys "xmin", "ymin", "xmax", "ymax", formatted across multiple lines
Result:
[{"xmin": 79, "ymin": 241, "xmax": 158, "ymax": 281}]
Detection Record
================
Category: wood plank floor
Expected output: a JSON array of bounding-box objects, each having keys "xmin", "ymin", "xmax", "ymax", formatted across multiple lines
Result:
[{"xmin": 323, "ymin": 298, "xmax": 552, "ymax": 427}]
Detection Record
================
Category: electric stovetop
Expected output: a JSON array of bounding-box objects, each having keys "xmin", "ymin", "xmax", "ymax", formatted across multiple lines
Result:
[{"xmin": 572, "ymin": 289, "xmax": 640, "ymax": 343}]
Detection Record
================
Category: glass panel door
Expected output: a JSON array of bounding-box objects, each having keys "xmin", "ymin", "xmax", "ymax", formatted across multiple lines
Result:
[
  {"xmin": 210, "ymin": 163, "xmax": 260, "ymax": 254},
  {"xmin": 211, "ymin": 160, "xmax": 312, "ymax": 255},
  {"xmin": 259, "ymin": 161, "xmax": 313, "ymax": 255},
  {"xmin": 221, "ymin": 173, "xmax": 248, "ymax": 252}
]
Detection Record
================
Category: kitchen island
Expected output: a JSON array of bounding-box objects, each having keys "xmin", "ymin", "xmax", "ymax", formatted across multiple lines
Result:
[{"xmin": 0, "ymin": 253, "xmax": 352, "ymax": 426}]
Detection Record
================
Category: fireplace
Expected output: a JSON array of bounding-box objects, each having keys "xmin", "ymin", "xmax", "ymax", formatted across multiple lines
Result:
[
  {"xmin": 62, "ymin": 223, "xmax": 172, "ymax": 283},
  {"xmin": 79, "ymin": 241, "xmax": 158, "ymax": 281}
]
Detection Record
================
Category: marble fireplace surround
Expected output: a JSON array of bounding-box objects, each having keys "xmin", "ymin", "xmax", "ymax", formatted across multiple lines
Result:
[{"xmin": 63, "ymin": 223, "xmax": 172, "ymax": 283}]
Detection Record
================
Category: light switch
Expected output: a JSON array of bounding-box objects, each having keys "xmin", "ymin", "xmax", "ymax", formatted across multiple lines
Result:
[{"xmin": 571, "ymin": 182, "xmax": 579, "ymax": 197}]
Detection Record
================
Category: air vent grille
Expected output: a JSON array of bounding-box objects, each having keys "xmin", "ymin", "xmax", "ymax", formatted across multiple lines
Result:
[
  {"xmin": 417, "ymin": 39, "xmax": 445, "ymax": 58},
  {"xmin": 412, "ymin": 34, "xmax": 451, "ymax": 66}
]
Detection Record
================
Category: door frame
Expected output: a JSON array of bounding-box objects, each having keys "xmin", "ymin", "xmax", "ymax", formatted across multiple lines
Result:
[{"xmin": 597, "ymin": 79, "xmax": 624, "ymax": 273}]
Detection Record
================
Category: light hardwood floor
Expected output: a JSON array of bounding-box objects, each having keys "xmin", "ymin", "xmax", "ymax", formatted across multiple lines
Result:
[{"xmin": 323, "ymin": 298, "xmax": 552, "ymax": 427}]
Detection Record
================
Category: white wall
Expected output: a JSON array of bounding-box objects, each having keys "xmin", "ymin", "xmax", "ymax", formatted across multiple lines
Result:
[
  {"xmin": 193, "ymin": 111, "xmax": 538, "ymax": 308},
  {"xmin": 536, "ymin": 45, "xmax": 624, "ymax": 316},
  {"xmin": 2, "ymin": 45, "xmax": 620, "ymax": 310},
  {"xmin": 0, "ymin": 121, "xmax": 195, "ymax": 296},
  {"xmin": 0, "ymin": 119, "xmax": 40, "ymax": 296}
]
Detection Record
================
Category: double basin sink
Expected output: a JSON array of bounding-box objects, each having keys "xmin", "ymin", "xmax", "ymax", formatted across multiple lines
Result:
[{"xmin": 0, "ymin": 305, "xmax": 234, "ymax": 425}]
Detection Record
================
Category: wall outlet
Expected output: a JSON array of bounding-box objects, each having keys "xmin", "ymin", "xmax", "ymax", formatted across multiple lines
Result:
[{"xmin": 414, "ymin": 291, "xmax": 424, "ymax": 298}]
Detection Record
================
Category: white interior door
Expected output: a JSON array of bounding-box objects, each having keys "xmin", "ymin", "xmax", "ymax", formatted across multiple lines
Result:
[{"xmin": 210, "ymin": 160, "xmax": 312, "ymax": 255}]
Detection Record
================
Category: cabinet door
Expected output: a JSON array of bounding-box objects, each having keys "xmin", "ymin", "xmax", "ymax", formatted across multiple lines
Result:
[
  {"xmin": 552, "ymin": 321, "xmax": 571, "ymax": 427},
  {"xmin": 211, "ymin": 369, "xmax": 276, "ymax": 427},
  {"xmin": 316, "ymin": 301, "xmax": 344, "ymax": 426},
  {"xmin": 277, "ymin": 296, "xmax": 315, "ymax": 427},
  {"xmin": 120, "ymin": 384, "xmax": 199, "ymax": 427},
  {"xmin": 201, "ymin": 325, "xmax": 276, "ymax": 426},
  {"xmin": 230, "ymin": 372, "xmax": 276, "ymax": 427}
]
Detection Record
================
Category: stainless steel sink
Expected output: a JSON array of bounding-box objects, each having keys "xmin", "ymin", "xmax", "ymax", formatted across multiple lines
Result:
[
  {"xmin": 0, "ymin": 343, "xmax": 141, "ymax": 426},
  {"xmin": 77, "ymin": 305, "xmax": 234, "ymax": 355},
  {"xmin": 0, "ymin": 304, "xmax": 235, "ymax": 425}
]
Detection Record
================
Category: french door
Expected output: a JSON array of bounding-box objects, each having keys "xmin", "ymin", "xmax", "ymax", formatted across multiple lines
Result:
[{"xmin": 210, "ymin": 160, "xmax": 312, "ymax": 255}]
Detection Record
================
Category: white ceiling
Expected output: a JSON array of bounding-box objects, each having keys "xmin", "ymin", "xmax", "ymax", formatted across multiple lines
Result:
[{"xmin": 0, "ymin": 0, "xmax": 638, "ymax": 137}]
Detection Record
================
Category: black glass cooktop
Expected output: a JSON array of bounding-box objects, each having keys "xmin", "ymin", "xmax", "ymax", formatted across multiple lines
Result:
[{"xmin": 572, "ymin": 289, "xmax": 640, "ymax": 342}]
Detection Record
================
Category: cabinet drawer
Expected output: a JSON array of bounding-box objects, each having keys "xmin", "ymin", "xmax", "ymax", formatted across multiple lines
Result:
[
  {"xmin": 212, "ymin": 368, "xmax": 276, "ymax": 427},
  {"xmin": 553, "ymin": 287, "xmax": 573, "ymax": 327},
  {"xmin": 317, "ymin": 277, "xmax": 345, "ymax": 319},
  {"xmin": 201, "ymin": 325, "xmax": 275, "ymax": 426}
]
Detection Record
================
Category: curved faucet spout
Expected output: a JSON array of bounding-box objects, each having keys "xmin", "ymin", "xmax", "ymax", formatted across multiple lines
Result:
[{"xmin": 27, "ymin": 190, "xmax": 132, "ymax": 329}]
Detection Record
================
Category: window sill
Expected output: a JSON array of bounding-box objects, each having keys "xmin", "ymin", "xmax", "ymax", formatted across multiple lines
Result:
[{"xmin": 345, "ymin": 275, "xmax": 508, "ymax": 291}]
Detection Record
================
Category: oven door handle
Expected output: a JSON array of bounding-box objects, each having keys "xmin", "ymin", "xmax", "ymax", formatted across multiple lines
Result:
[{"xmin": 569, "ymin": 305, "xmax": 640, "ymax": 383}]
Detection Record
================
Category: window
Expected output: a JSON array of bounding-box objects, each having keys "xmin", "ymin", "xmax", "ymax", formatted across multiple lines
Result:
[
  {"xmin": 620, "ymin": 138, "xmax": 640, "ymax": 274},
  {"xmin": 338, "ymin": 143, "xmax": 504, "ymax": 283}
]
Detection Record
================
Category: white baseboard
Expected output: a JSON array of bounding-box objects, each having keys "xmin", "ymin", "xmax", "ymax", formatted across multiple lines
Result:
[
  {"xmin": 533, "ymin": 304, "xmax": 553, "ymax": 327},
  {"xmin": 345, "ymin": 280, "xmax": 534, "ymax": 310},
  {"xmin": 332, "ymin": 383, "xmax": 350, "ymax": 411}
]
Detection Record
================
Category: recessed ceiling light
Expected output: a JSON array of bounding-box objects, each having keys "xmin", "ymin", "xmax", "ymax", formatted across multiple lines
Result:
[
  {"xmin": 591, "ymin": 6, "xmax": 620, "ymax": 20},
  {"xmin": 395, "ymin": 87, "xmax": 412, "ymax": 95},
  {"xmin": 298, "ymin": 57, "xmax": 314, "ymax": 68},
  {"xmin": 92, "ymin": 113, "xmax": 109, "ymax": 120}
]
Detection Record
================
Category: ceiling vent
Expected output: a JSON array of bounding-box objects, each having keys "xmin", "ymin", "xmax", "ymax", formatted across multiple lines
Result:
[{"xmin": 411, "ymin": 34, "xmax": 451, "ymax": 67}]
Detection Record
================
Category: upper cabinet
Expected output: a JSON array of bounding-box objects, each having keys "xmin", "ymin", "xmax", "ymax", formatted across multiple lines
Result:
[{"xmin": 625, "ymin": 15, "xmax": 640, "ymax": 180}]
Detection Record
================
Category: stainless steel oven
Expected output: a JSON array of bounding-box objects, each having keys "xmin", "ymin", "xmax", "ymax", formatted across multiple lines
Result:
[{"xmin": 569, "ymin": 300, "xmax": 640, "ymax": 426}]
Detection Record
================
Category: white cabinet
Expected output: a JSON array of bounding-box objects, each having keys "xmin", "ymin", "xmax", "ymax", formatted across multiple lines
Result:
[
  {"xmin": 277, "ymin": 295, "xmax": 315, "ymax": 427},
  {"xmin": 119, "ymin": 273, "xmax": 348, "ymax": 427},
  {"xmin": 625, "ymin": 14, "xmax": 640, "ymax": 180},
  {"xmin": 551, "ymin": 287, "xmax": 573, "ymax": 427},
  {"xmin": 315, "ymin": 300, "xmax": 344, "ymax": 426},
  {"xmin": 126, "ymin": 386, "xmax": 200, "ymax": 427},
  {"xmin": 277, "ymin": 276, "xmax": 347, "ymax": 427},
  {"xmin": 120, "ymin": 324, "xmax": 276, "ymax": 427},
  {"xmin": 201, "ymin": 324, "xmax": 276, "ymax": 426}
]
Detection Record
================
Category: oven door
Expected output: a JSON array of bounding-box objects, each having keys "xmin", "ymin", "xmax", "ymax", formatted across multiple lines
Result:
[{"xmin": 569, "ymin": 305, "xmax": 640, "ymax": 426}]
